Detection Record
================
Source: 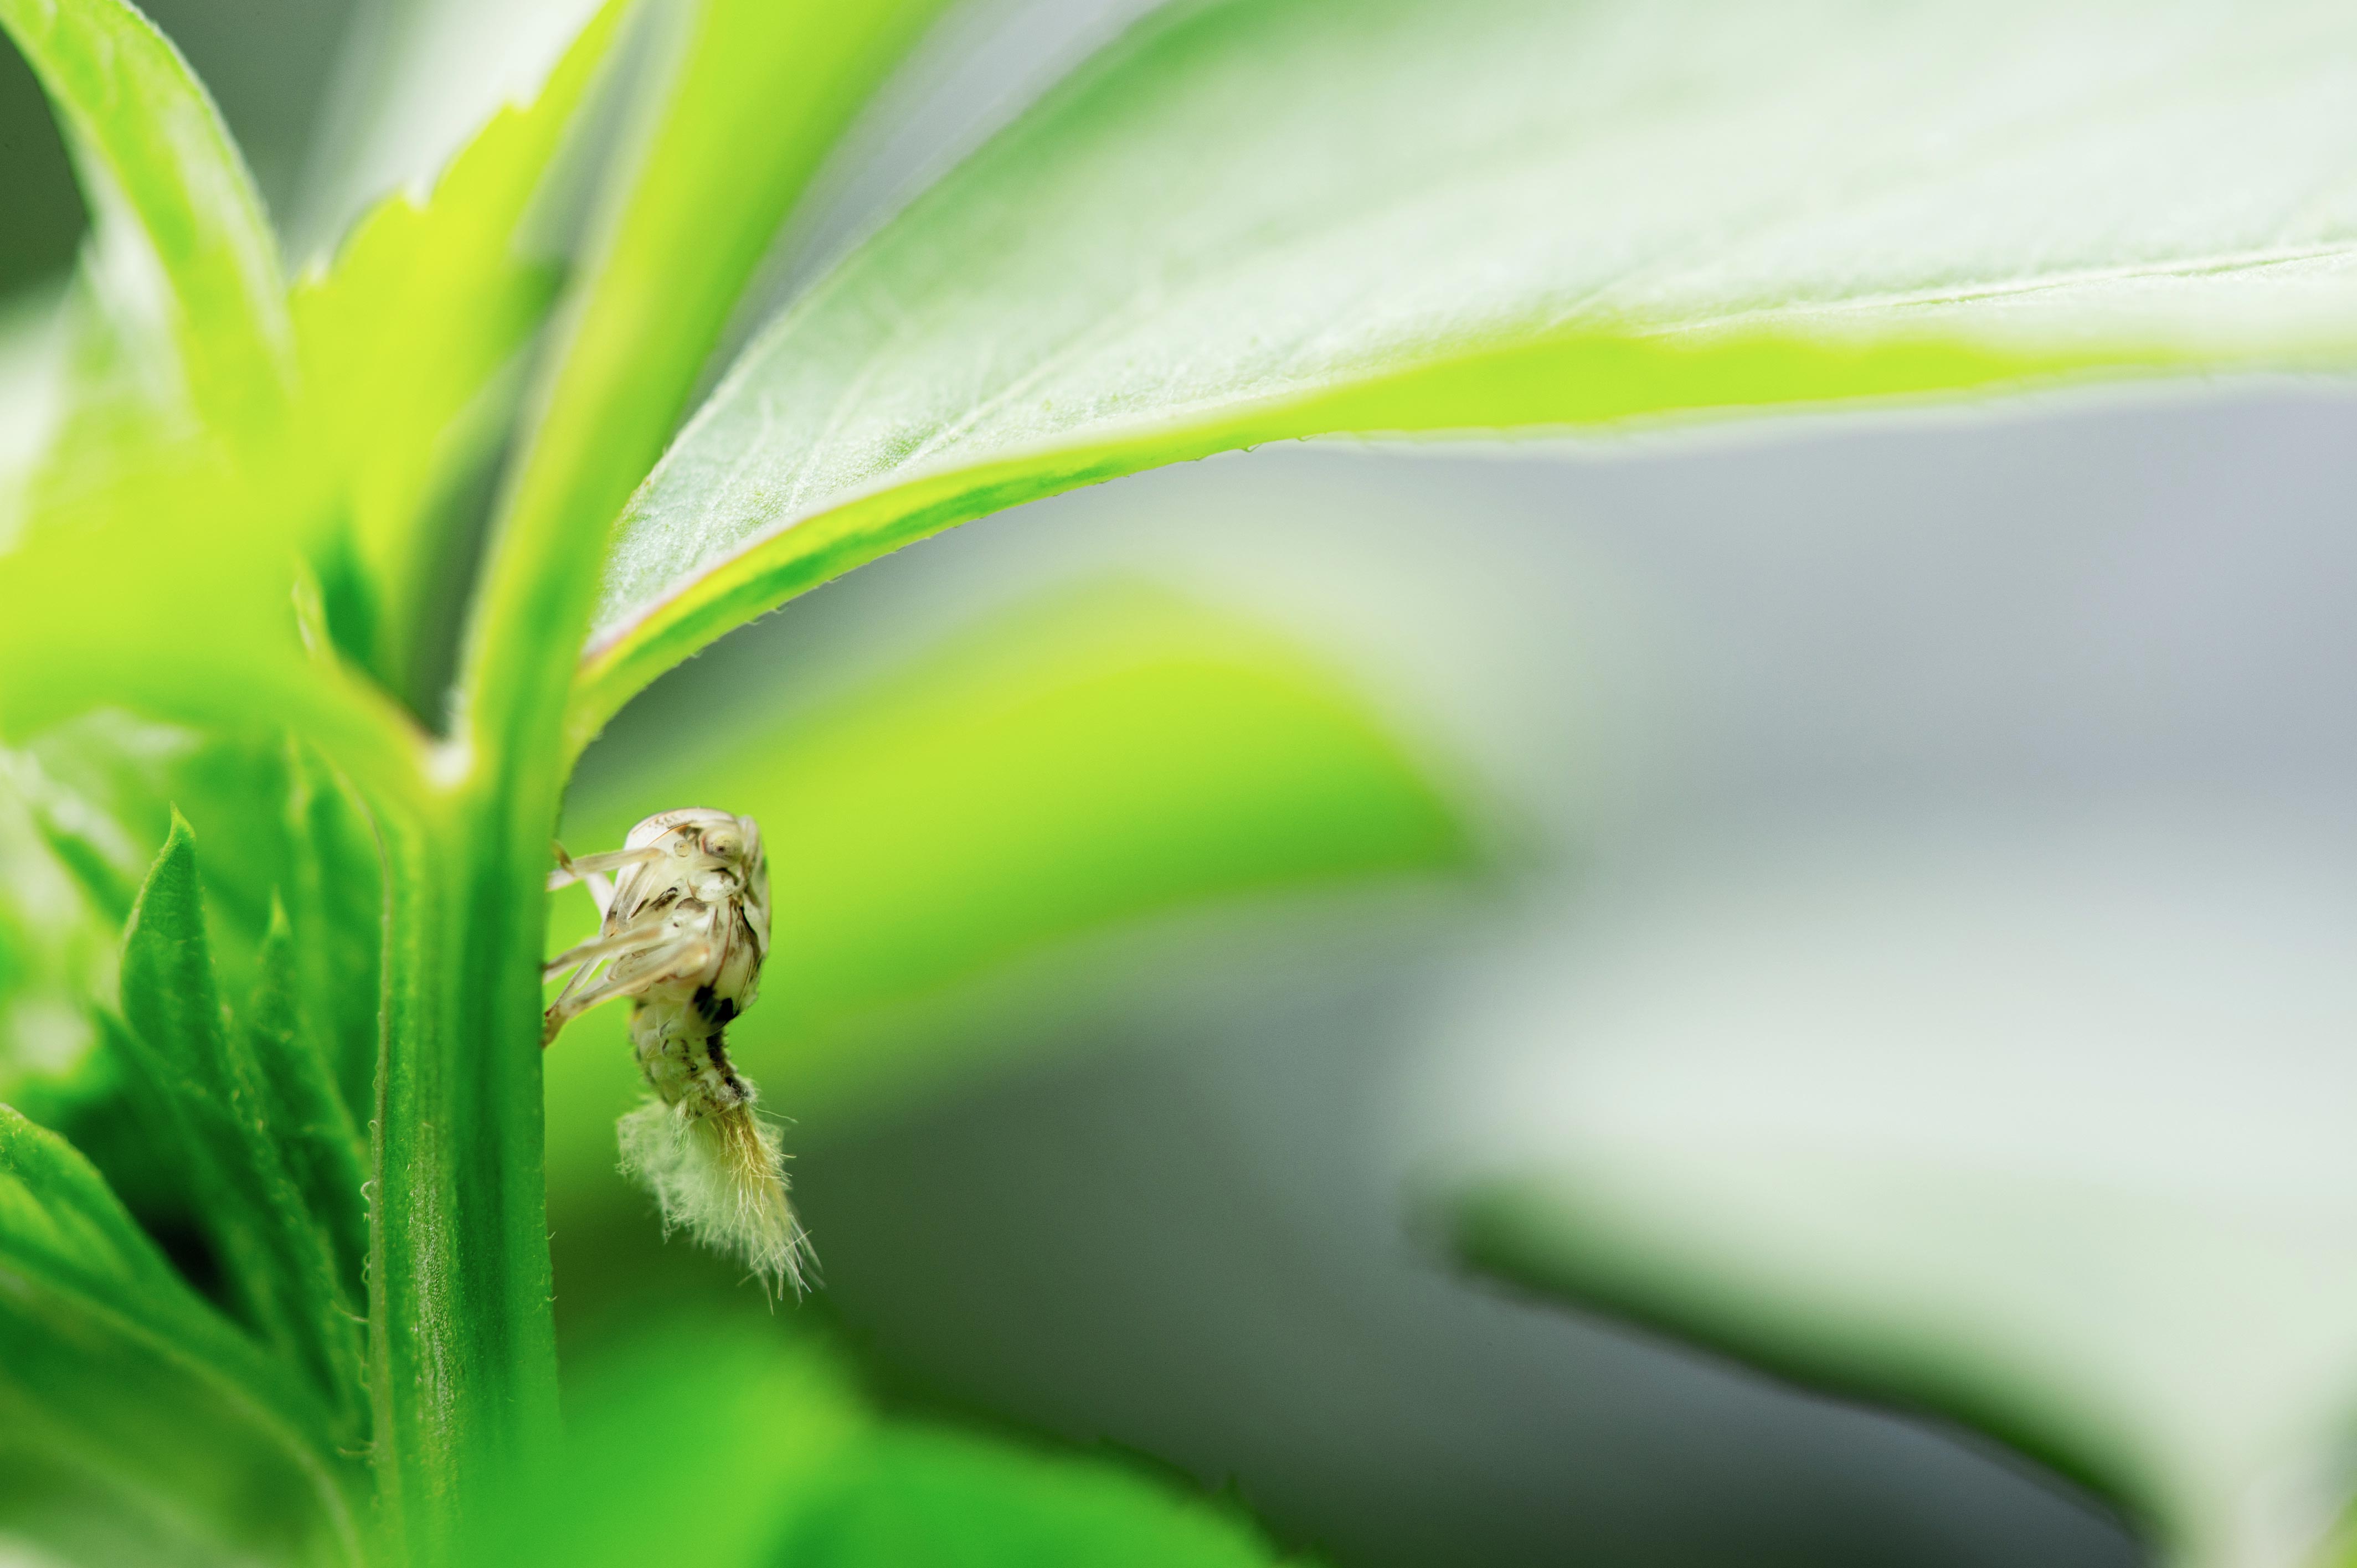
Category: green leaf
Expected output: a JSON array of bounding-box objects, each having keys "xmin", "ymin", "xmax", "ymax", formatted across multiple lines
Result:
[
  {"xmin": 24, "ymin": 788, "xmax": 143, "ymax": 931},
  {"xmin": 460, "ymin": 0, "xmax": 957, "ymax": 788},
  {"xmin": 0, "ymin": 279, "xmax": 66, "ymax": 482},
  {"xmin": 778, "ymin": 1426, "xmax": 1298, "ymax": 1568},
  {"xmin": 14, "ymin": 722, "xmax": 386, "ymax": 1033},
  {"xmin": 574, "ymin": 0, "xmax": 2357, "ymax": 740},
  {"xmin": 457, "ymin": 1327, "xmax": 869, "ymax": 1568},
  {"xmin": 0, "ymin": 1103, "xmax": 361, "ymax": 1565},
  {"xmin": 278, "ymin": 741, "xmax": 384, "ymax": 1125},
  {"xmin": 112, "ymin": 813, "xmax": 364, "ymax": 1440},
  {"xmin": 244, "ymin": 903, "xmax": 368, "ymax": 1311},
  {"xmin": 460, "ymin": 1323, "xmax": 1292, "ymax": 1568},
  {"xmin": 25, "ymin": 719, "xmax": 285, "ymax": 975},
  {"xmin": 0, "ymin": 1443, "xmax": 260, "ymax": 1568},
  {"xmin": 1429, "ymin": 826, "xmax": 2357, "ymax": 1568},
  {"xmin": 0, "ymin": 0, "xmax": 291, "ymax": 447},
  {"xmin": 0, "ymin": 464, "xmax": 308, "ymax": 729},
  {"xmin": 0, "ymin": 739, "xmax": 141, "ymax": 1058},
  {"xmin": 0, "ymin": 450, "xmax": 430, "ymax": 804},
  {"xmin": 0, "ymin": 1096, "xmax": 214, "ymax": 1327},
  {"xmin": 543, "ymin": 582, "xmax": 1476, "ymax": 1192},
  {"xmin": 1452, "ymin": 1173, "xmax": 2162, "ymax": 1533},
  {"xmin": 290, "ymin": 0, "xmax": 624, "ymax": 694}
]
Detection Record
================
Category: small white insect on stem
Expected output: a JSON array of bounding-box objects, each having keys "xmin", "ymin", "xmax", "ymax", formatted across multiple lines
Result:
[{"xmin": 542, "ymin": 807, "xmax": 814, "ymax": 1297}]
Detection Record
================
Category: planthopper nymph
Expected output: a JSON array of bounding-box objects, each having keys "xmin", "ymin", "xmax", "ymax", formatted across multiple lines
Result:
[{"xmin": 542, "ymin": 807, "xmax": 814, "ymax": 1296}]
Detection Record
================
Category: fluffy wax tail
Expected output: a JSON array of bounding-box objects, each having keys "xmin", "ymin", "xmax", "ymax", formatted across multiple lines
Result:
[{"xmin": 617, "ymin": 1095, "xmax": 816, "ymax": 1297}]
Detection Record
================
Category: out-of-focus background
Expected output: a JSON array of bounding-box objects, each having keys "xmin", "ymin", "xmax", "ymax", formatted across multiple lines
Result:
[{"xmin": 12, "ymin": 3, "xmax": 2357, "ymax": 1565}]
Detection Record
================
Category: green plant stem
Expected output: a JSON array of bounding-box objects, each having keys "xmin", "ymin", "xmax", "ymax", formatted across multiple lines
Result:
[
  {"xmin": 367, "ymin": 785, "xmax": 560, "ymax": 1564},
  {"xmin": 408, "ymin": 4, "xmax": 974, "ymax": 1552}
]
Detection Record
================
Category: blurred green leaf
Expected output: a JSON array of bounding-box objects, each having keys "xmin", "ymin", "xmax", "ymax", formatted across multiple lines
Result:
[
  {"xmin": 0, "ymin": 0, "xmax": 290, "ymax": 448},
  {"xmin": 0, "ymin": 7, "xmax": 433, "ymax": 783},
  {"xmin": 0, "ymin": 452, "xmax": 429, "ymax": 807},
  {"xmin": 290, "ymin": 0, "xmax": 623, "ymax": 694},
  {"xmin": 244, "ymin": 905, "xmax": 368, "ymax": 1312},
  {"xmin": 1430, "ymin": 830, "xmax": 2357, "ymax": 1568},
  {"xmin": 0, "ymin": 467, "xmax": 303, "ymax": 726},
  {"xmin": 1451, "ymin": 1173, "xmax": 2153, "ymax": 1533},
  {"xmin": 29, "ymin": 719, "xmax": 289, "ymax": 974},
  {"xmin": 0, "ymin": 302, "xmax": 67, "ymax": 580},
  {"xmin": 577, "ymin": 0, "xmax": 2357, "ymax": 736},
  {"xmin": 0, "ymin": 746, "xmax": 124, "ymax": 1098},
  {"xmin": 0, "ymin": 1103, "xmax": 360, "ymax": 1566},
  {"xmin": 457, "ymin": 1327, "xmax": 868, "ymax": 1568},
  {"xmin": 0, "ymin": 731, "xmax": 385, "ymax": 1244},
  {"xmin": 111, "ymin": 814, "xmax": 364, "ymax": 1439},
  {"xmin": 544, "ymin": 582, "xmax": 1476, "ymax": 1192},
  {"xmin": 23, "ymin": 789, "xmax": 142, "ymax": 931},
  {"xmin": 0, "ymin": 1446, "xmax": 256, "ymax": 1568},
  {"xmin": 776, "ymin": 1426, "xmax": 1296, "ymax": 1568},
  {"xmin": 0, "ymin": 1094, "xmax": 193, "ymax": 1319},
  {"xmin": 278, "ymin": 741, "xmax": 384, "ymax": 1125},
  {"xmin": 463, "ymin": 1323, "xmax": 1292, "ymax": 1568},
  {"xmin": 15, "ymin": 721, "xmax": 382, "ymax": 1023},
  {"xmin": 1, "ymin": 727, "xmax": 366, "ymax": 1234}
]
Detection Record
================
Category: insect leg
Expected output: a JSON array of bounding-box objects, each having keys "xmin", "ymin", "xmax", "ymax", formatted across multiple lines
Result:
[
  {"xmin": 554, "ymin": 844, "xmax": 617, "ymax": 920},
  {"xmin": 545, "ymin": 948, "xmax": 609, "ymax": 1018},
  {"xmin": 547, "ymin": 843, "xmax": 666, "ymax": 894},
  {"xmin": 541, "ymin": 908, "xmax": 680, "ymax": 984},
  {"xmin": 541, "ymin": 936, "xmax": 715, "ymax": 1045}
]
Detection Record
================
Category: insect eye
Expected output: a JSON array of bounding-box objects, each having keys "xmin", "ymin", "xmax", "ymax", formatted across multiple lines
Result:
[{"xmin": 703, "ymin": 832, "xmax": 739, "ymax": 859}]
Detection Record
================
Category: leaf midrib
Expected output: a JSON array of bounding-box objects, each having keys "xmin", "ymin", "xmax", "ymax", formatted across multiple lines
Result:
[{"xmin": 583, "ymin": 229, "xmax": 2357, "ymax": 674}]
